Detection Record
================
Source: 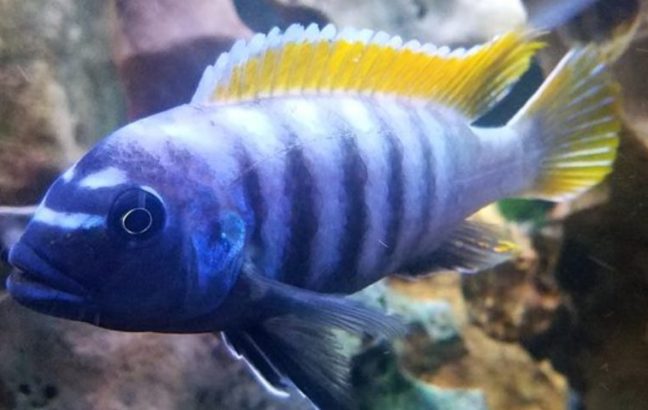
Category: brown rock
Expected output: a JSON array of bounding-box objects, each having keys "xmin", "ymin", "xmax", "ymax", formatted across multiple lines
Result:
[
  {"xmin": 273, "ymin": 0, "xmax": 526, "ymax": 44},
  {"xmin": 390, "ymin": 273, "xmax": 568, "ymax": 410},
  {"xmin": 111, "ymin": 0, "xmax": 253, "ymax": 120},
  {"xmin": 509, "ymin": 4, "xmax": 648, "ymax": 408},
  {"xmin": 0, "ymin": 0, "xmax": 124, "ymax": 204},
  {"xmin": 0, "ymin": 299, "xmax": 311, "ymax": 410}
]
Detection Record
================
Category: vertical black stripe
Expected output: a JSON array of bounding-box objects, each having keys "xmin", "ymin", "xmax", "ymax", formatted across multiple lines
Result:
[
  {"xmin": 411, "ymin": 108, "xmax": 435, "ymax": 250},
  {"xmin": 235, "ymin": 141, "xmax": 266, "ymax": 254},
  {"xmin": 324, "ymin": 126, "xmax": 369, "ymax": 291},
  {"xmin": 372, "ymin": 103, "xmax": 405, "ymax": 260},
  {"xmin": 279, "ymin": 129, "xmax": 318, "ymax": 287}
]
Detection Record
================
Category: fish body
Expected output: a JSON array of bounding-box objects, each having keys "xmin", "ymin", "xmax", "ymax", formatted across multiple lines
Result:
[
  {"xmin": 6, "ymin": 24, "xmax": 620, "ymax": 409},
  {"xmin": 115, "ymin": 96, "xmax": 524, "ymax": 293}
]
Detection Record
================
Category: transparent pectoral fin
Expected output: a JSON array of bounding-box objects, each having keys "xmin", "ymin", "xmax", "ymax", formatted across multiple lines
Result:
[{"xmin": 403, "ymin": 220, "xmax": 518, "ymax": 276}]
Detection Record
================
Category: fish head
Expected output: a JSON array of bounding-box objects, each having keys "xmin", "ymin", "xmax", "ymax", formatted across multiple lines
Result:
[{"xmin": 7, "ymin": 120, "xmax": 246, "ymax": 332}]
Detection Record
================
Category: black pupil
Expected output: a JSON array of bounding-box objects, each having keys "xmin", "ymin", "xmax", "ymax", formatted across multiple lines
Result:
[
  {"xmin": 122, "ymin": 208, "xmax": 152, "ymax": 235},
  {"xmin": 110, "ymin": 188, "xmax": 165, "ymax": 240}
]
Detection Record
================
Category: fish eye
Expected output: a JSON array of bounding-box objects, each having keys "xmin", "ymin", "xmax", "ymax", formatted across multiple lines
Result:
[
  {"xmin": 121, "ymin": 208, "xmax": 153, "ymax": 235},
  {"xmin": 110, "ymin": 188, "xmax": 166, "ymax": 240}
]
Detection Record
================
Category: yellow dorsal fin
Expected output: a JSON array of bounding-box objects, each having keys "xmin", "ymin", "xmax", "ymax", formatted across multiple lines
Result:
[{"xmin": 191, "ymin": 24, "xmax": 544, "ymax": 120}]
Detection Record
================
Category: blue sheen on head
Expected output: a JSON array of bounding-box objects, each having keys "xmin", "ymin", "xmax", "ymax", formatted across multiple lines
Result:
[
  {"xmin": 7, "ymin": 125, "xmax": 246, "ymax": 332},
  {"xmin": 185, "ymin": 211, "xmax": 246, "ymax": 316}
]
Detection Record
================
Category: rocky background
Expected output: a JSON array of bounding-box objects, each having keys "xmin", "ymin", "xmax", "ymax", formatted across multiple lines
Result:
[{"xmin": 0, "ymin": 0, "xmax": 647, "ymax": 409}]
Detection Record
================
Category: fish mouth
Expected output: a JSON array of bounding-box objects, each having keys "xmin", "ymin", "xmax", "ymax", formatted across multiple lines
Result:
[{"xmin": 6, "ymin": 241, "xmax": 90, "ymax": 307}]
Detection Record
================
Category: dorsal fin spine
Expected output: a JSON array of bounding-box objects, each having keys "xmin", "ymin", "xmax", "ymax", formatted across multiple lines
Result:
[
  {"xmin": 374, "ymin": 36, "xmax": 405, "ymax": 94},
  {"xmin": 450, "ymin": 49, "xmax": 489, "ymax": 111},
  {"xmin": 336, "ymin": 43, "xmax": 364, "ymax": 90},
  {"xmin": 228, "ymin": 39, "xmax": 249, "ymax": 99},
  {"xmin": 366, "ymin": 43, "xmax": 401, "ymax": 94},
  {"xmin": 274, "ymin": 25, "xmax": 304, "ymax": 93},
  {"xmin": 238, "ymin": 33, "xmax": 266, "ymax": 99},
  {"xmin": 336, "ymin": 29, "xmax": 372, "ymax": 90},
  {"xmin": 356, "ymin": 31, "xmax": 391, "ymax": 92},
  {"xmin": 401, "ymin": 52, "xmax": 434, "ymax": 97},
  {"xmin": 305, "ymin": 41, "xmax": 329, "ymax": 91},
  {"xmin": 381, "ymin": 47, "xmax": 415, "ymax": 93},
  {"xmin": 396, "ymin": 41, "xmax": 425, "ymax": 95},
  {"xmin": 292, "ymin": 24, "xmax": 319, "ymax": 93},
  {"xmin": 322, "ymin": 28, "xmax": 358, "ymax": 91},
  {"xmin": 259, "ymin": 28, "xmax": 281, "ymax": 99},
  {"xmin": 306, "ymin": 24, "xmax": 336, "ymax": 92}
]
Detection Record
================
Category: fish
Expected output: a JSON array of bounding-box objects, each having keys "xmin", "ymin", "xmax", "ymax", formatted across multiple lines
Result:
[
  {"xmin": 5, "ymin": 23, "xmax": 620, "ymax": 409},
  {"xmin": 527, "ymin": 0, "xmax": 641, "ymax": 62},
  {"xmin": 525, "ymin": 0, "xmax": 600, "ymax": 30},
  {"xmin": 556, "ymin": 0, "xmax": 641, "ymax": 62}
]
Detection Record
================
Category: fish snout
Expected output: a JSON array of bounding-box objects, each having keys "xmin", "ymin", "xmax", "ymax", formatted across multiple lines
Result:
[{"xmin": 7, "ymin": 241, "xmax": 90, "ymax": 301}]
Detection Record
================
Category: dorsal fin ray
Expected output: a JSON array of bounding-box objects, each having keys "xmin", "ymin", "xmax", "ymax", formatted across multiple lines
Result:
[{"xmin": 192, "ymin": 24, "xmax": 543, "ymax": 120}]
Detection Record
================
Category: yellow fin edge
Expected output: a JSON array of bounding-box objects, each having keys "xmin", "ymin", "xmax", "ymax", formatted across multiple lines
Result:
[{"xmin": 192, "ymin": 24, "xmax": 544, "ymax": 120}]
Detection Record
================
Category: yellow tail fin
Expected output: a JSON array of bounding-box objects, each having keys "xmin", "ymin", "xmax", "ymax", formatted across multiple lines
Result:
[{"xmin": 509, "ymin": 47, "xmax": 621, "ymax": 201}]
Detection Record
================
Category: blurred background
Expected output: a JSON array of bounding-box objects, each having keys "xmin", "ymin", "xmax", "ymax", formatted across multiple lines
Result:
[{"xmin": 1, "ymin": 0, "xmax": 647, "ymax": 409}]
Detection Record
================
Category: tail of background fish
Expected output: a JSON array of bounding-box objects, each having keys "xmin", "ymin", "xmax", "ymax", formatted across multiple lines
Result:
[
  {"xmin": 507, "ymin": 46, "xmax": 620, "ymax": 201},
  {"xmin": 528, "ymin": 0, "xmax": 642, "ymax": 63}
]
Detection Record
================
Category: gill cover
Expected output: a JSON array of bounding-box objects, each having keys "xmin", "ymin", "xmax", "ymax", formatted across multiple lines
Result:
[{"xmin": 186, "ymin": 211, "xmax": 246, "ymax": 315}]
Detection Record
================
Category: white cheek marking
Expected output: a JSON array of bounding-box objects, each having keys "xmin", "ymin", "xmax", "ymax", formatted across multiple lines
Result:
[
  {"xmin": 78, "ymin": 167, "xmax": 129, "ymax": 189},
  {"xmin": 33, "ymin": 207, "xmax": 105, "ymax": 230}
]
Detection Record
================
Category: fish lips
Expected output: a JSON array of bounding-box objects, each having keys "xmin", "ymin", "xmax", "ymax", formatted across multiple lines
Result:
[{"xmin": 6, "ymin": 241, "xmax": 92, "ymax": 317}]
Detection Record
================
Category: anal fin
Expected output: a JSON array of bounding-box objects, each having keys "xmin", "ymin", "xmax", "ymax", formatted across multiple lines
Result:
[
  {"xmin": 239, "ymin": 317, "xmax": 355, "ymax": 409},
  {"xmin": 404, "ymin": 220, "xmax": 518, "ymax": 276}
]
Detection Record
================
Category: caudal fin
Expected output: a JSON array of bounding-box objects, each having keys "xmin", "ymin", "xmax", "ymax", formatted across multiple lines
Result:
[{"xmin": 508, "ymin": 46, "xmax": 621, "ymax": 201}]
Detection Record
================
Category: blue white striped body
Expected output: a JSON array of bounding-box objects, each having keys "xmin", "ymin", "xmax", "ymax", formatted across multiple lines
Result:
[
  {"xmin": 83, "ymin": 96, "xmax": 528, "ymax": 294},
  {"xmin": 232, "ymin": 98, "xmax": 526, "ymax": 292}
]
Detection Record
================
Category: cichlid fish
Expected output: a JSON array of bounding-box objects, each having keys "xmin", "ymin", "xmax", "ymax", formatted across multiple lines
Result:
[{"xmin": 6, "ymin": 24, "xmax": 620, "ymax": 409}]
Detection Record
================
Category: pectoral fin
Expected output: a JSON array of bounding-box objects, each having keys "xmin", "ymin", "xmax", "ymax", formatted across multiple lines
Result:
[
  {"xmin": 404, "ymin": 220, "xmax": 518, "ymax": 276},
  {"xmin": 225, "ymin": 267, "xmax": 406, "ymax": 409}
]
